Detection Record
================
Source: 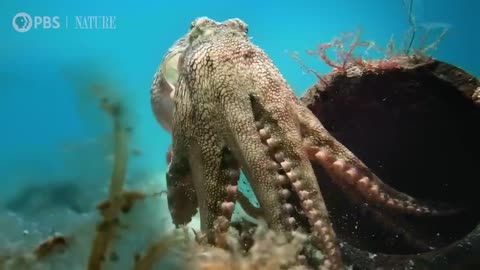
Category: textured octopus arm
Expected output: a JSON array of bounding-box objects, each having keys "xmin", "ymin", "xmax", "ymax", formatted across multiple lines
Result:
[
  {"xmin": 219, "ymin": 91, "xmax": 286, "ymax": 231},
  {"xmin": 166, "ymin": 106, "xmax": 198, "ymax": 226},
  {"xmin": 215, "ymin": 63, "xmax": 343, "ymax": 269},
  {"xmin": 187, "ymin": 124, "xmax": 241, "ymax": 244},
  {"xmin": 166, "ymin": 149, "xmax": 198, "ymax": 226},
  {"xmin": 296, "ymin": 102, "xmax": 456, "ymax": 216}
]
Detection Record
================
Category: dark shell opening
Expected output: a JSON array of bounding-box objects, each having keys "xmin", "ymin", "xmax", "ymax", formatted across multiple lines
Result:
[{"xmin": 301, "ymin": 59, "xmax": 480, "ymax": 269}]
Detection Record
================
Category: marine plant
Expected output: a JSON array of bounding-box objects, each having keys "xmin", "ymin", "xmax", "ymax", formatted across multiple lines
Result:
[{"xmin": 291, "ymin": 0, "xmax": 449, "ymax": 78}]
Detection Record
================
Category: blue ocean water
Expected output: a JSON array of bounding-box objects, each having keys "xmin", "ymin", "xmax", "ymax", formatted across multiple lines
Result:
[{"xmin": 0, "ymin": 0, "xmax": 478, "ymax": 269}]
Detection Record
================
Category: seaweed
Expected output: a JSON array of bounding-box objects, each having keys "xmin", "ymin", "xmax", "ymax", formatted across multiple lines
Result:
[
  {"xmin": 401, "ymin": 0, "xmax": 449, "ymax": 57},
  {"xmin": 0, "ymin": 234, "xmax": 68, "ymax": 270},
  {"xmin": 0, "ymin": 67, "xmax": 186, "ymax": 270},
  {"xmin": 291, "ymin": 0, "xmax": 450, "ymax": 78},
  {"xmin": 133, "ymin": 233, "xmax": 183, "ymax": 270},
  {"xmin": 34, "ymin": 234, "xmax": 69, "ymax": 260},
  {"xmin": 69, "ymin": 70, "xmax": 182, "ymax": 270},
  {"xmin": 185, "ymin": 223, "xmax": 313, "ymax": 270},
  {"xmin": 86, "ymin": 95, "xmax": 129, "ymax": 270}
]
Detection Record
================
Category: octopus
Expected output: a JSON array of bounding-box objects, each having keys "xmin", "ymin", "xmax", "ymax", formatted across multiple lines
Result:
[{"xmin": 150, "ymin": 17, "xmax": 455, "ymax": 270}]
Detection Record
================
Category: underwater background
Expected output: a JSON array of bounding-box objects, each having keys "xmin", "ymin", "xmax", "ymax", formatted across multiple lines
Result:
[{"xmin": 0, "ymin": 0, "xmax": 479, "ymax": 269}]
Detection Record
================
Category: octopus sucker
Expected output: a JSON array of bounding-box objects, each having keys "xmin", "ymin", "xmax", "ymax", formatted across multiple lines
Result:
[
  {"xmin": 309, "ymin": 144, "xmax": 456, "ymax": 217},
  {"xmin": 295, "ymin": 102, "xmax": 452, "ymax": 215},
  {"xmin": 250, "ymin": 102, "xmax": 344, "ymax": 268},
  {"xmin": 253, "ymin": 122, "xmax": 303, "ymax": 230}
]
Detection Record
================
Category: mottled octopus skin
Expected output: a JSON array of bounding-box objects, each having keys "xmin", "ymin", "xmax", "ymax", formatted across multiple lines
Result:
[
  {"xmin": 164, "ymin": 18, "xmax": 343, "ymax": 269},
  {"xmin": 152, "ymin": 17, "xmax": 450, "ymax": 270}
]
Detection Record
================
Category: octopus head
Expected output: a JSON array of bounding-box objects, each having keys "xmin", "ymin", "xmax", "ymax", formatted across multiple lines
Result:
[
  {"xmin": 188, "ymin": 17, "xmax": 249, "ymax": 45},
  {"xmin": 150, "ymin": 17, "xmax": 249, "ymax": 133}
]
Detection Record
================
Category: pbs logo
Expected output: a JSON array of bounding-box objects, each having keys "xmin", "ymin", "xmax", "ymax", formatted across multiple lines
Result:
[
  {"xmin": 12, "ymin": 12, "xmax": 60, "ymax": 33},
  {"xmin": 12, "ymin": 12, "xmax": 32, "ymax": 32}
]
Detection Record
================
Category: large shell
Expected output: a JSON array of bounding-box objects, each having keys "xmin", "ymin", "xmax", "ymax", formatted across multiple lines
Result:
[{"xmin": 301, "ymin": 58, "xmax": 480, "ymax": 269}]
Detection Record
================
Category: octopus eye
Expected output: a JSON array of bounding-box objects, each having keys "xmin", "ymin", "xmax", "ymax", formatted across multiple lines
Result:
[
  {"xmin": 191, "ymin": 17, "xmax": 215, "ymax": 30},
  {"xmin": 190, "ymin": 17, "xmax": 204, "ymax": 30},
  {"xmin": 223, "ymin": 18, "xmax": 248, "ymax": 34}
]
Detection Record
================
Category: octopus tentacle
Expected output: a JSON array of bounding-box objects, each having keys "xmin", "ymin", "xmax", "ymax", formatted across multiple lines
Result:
[
  {"xmin": 338, "ymin": 180, "xmax": 437, "ymax": 251},
  {"xmin": 247, "ymin": 96, "xmax": 343, "ymax": 269},
  {"xmin": 220, "ymin": 94, "xmax": 291, "ymax": 232},
  {"xmin": 313, "ymin": 144, "xmax": 458, "ymax": 216},
  {"xmin": 296, "ymin": 103, "xmax": 457, "ymax": 217},
  {"xmin": 166, "ymin": 146, "xmax": 198, "ymax": 226},
  {"xmin": 254, "ymin": 120, "xmax": 298, "ymax": 230},
  {"xmin": 188, "ymin": 126, "xmax": 241, "ymax": 245}
]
